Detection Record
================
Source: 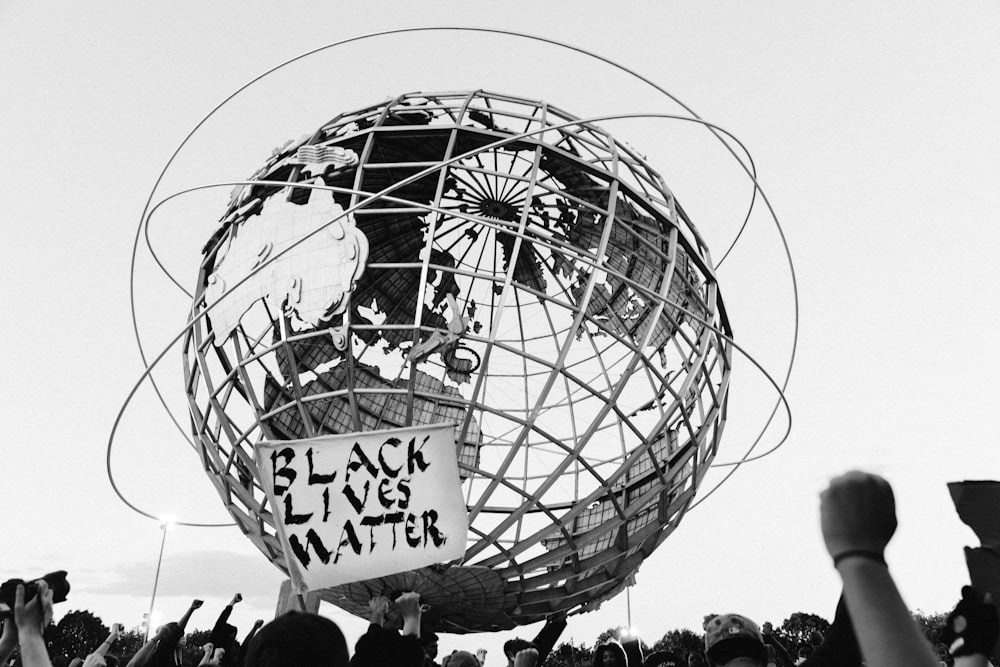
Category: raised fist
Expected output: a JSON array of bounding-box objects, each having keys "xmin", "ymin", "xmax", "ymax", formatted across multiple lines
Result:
[
  {"xmin": 820, "ymin": 470, "xmax": 896, "ymax": 561},
  {"xmin": 394, "ymin": 591, "xmax": 422, "ymax": 618}
]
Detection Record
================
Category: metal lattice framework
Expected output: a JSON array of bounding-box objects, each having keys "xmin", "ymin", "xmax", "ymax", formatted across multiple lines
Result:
[{"xmin": 182, "ymin": 90, "xmax": 733, "ymax": 632}]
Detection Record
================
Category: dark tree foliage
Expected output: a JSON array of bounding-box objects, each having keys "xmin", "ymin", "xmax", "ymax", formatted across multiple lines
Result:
[
  {"xmin": 772, "ymin": 611, "xmax": 830, "ymax": 651},
  {"xmin": 114, "ymin": 629, "xmax": 147, "ymax": 666},
  {"xmin": 544, "ymin": 640, "xmax": 594, "ymax": 667},
  {"xmin": 180, "ymin": 629, "xmax": 214, "ymax": 665},
  {"xmin": 104, "ymin": 628, "xmax": 225, "ymax": 667},
  {"xmin": 48, "ymin": 610, "xmax": 109, "ymax": 665},
  {"xmin": 594, "ymin": 627, "xmax": 620, "ymax": 647},
  {"xmin": 651, "ymin": 628, "xmax": 704, "ymax": 660},
  {"xmin": 912, "ymin": 611, "xmax": 950, "ymax": 663}
]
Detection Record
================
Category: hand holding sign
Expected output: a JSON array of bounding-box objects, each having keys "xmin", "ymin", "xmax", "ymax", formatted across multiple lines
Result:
[
  {"xmin": 395, "ymin": 592, "xmax": 422, "ymax": 638},
  {"xmin": 368, "ymin": 596, "xmax": 391, "ymax": 626},
  {"xmin": 394, "ymin": 592, "xmax": 421, "ymax": 618}
]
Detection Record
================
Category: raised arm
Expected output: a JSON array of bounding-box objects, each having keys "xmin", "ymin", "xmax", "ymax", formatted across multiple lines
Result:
[
  {"xmin": 210, "ymin": 593, "xmax": 241, "ymax": 651},
  {"xmin": 178, "ymin": 598, "xmax": 204, "ymax": 631},
  {"xmin": 14, "ymin": 581, "xmax": 54, "ymax": 667},
  {"xmin": 236, "ymin": 618, "xmax": 264, "ymax": 666},
  {"xmin": 126, "ymin": 624, "xmax": 171, "ymax": 667},
  {"xmin": 214, "ymin": 593, "xmax": 242, "ymax": 629},
  {"xmin": 91, "ymin": 623, "xmax": 122, "ymax": 661},
  {"xmin": 0, "ymin": 616, "xmax": 18, "ymax": 666},
  {"xmin": 531, "ymin": 614, "xmax": 566, "ymax": 664},
  {"xmin": 395, "ymin": 592, "xmax": 422, "ymax": 639},
  {"xmin": 800, "ymin": 594, "xmax": 862, "ymax": 666},
  {"xmin": 819, "ymin": 470, "xmax": 938, "ymax": 667},
  {"xmin": 761, "ymin": 625, "xmax": 794, "ymax": 667}
]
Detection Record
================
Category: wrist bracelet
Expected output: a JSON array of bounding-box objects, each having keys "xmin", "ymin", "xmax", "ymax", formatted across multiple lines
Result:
[{"xmin": 833, "ymin": 549, "xmax": 886, "ymax": 567}]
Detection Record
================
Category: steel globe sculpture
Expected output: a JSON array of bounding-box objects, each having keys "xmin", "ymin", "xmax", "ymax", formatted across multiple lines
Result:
[{"xmin": 182, "ymin": 90, "xmax": 733, "ymax": 632}]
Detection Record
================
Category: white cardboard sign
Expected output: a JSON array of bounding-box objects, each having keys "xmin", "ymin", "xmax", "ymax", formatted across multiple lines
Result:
[{"xmin": 255, "ymin": 423, "xmax": 468, "ymax": 593}]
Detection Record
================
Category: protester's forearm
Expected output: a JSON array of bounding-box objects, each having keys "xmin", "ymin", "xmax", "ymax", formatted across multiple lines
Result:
[
  {"xmin": 763, "ymin": 633, "xmax": 793, "ymax": 667},
  {"xmin": 211, "ymin": 605, "xmax": 234, "ymax": 638},
  {"xmin": 802, "ymin": 597, "xmax": 861, "ymax": 666},
  {"xmin": 402, "ymin": 613, "xmax": 420, "ymax": 638},
  {"xmin": 18, "ymin": 631, "xmax": 54, "ymax": 667},
  {"xmin": 178, "ymin": 605, "xmax": 197, "ymax": 631},
  {"xmin": 838, "ymin": 558, "xmax": 939, "ymax": 667},
  {"xmin": 215, "ymin": 605, "xmax": 233, "ymax": 627},
  {"xmin": 93, "ymin": 630, "xmax": 117, "ymax": 658},
  {"xmin": 533, "ymin": 617, "xmax": 567, "ymax": 663},
  {"xmin": 126, "ymin": 638, "xmax": 158, "ymax": 667},
  {"xmin": 0, "ymin": 644, "xmax": 14, "ymax": 666},
  {"xmin": 237, "ymin": 625, "xmax": 260, "ymax": 667},
  {"xmin": 0, "ymin": 642, "xmax": 16, "ymax": 666},
  {"xmin": 0, "ymin": 625, "xmax": 17, "ymax": 666}
]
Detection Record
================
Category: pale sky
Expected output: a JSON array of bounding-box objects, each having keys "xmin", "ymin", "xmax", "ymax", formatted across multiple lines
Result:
[{"xmin": 2, "ymin": 1, "xmax": 998, "ymax": 661}]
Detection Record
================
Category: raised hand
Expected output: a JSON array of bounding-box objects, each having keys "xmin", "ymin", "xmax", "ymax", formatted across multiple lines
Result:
[
  {"xmin": 820, "ymin": 470, "xmax": 941, "ymax": 667},
  {"xmin": 368, "ymin": 595, "xmax": 391, "ymax": 625},
  {"xmin": 82, "ymin": 653, "xmax": 107, "ymax": 667},
  {"xmin": 13, "ymin": 581, "xmax": 54, "ymax": 667},
  {"xmin": 197, "ymin": 642, "xmax": 226, "ymax": 666},
  {"xmin": 820, "ymin": 470, "xmax": 896, "ymax": 563},
  {"xmin": 394, "ymin": 592, "xmax": 421, "ymax": 619},
  {"xmin": 14, "ymin": 581, "xmax": 53, "ymax": 636},
  {"xmin": 395, "ymin": 591, "xmax": 422, "ymax": 638}
]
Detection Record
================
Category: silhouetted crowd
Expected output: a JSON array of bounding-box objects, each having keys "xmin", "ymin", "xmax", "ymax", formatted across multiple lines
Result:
[{"xmin": 3, "ymin": 471, "xmax": 997, "ymax": 667}]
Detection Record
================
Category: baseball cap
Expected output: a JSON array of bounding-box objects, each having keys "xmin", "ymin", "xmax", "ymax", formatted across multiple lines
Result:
[{"xmin": 704, "ymin": 614, "xmax": 766, "ymax": 664}]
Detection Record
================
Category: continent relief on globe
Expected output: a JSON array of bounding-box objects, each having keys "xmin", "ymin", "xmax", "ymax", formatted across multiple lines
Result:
[{"xmin": 204, "ymin": 181, "xmax": 369, "ymax": 341}]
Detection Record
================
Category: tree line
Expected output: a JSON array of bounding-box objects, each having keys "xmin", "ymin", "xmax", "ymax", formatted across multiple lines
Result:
[
  {"xmin": 3, "ymin": 610, "xmax": 227, "ymax": 667},
  {"xmin": 545, "ymin": 609, "xmax": 954, "ymax": 666},
  {"xmin": 0, "ymin": 606, "xmax": 954, "ymax": 667}
]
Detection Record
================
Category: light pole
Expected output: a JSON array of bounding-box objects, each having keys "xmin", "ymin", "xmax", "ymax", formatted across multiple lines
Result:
[
  {"xmin": 144, "ymin": 520, "xmax": 171, "ymax": 642},
  {"xmin": 626, "ymin": 586, "xmax": 632, "ymax": 629}
]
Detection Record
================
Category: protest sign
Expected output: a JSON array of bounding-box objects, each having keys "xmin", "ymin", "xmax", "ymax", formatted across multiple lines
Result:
[{"xmin": 255, "ymin": 423, "xmax": 468, "ymax": 594}]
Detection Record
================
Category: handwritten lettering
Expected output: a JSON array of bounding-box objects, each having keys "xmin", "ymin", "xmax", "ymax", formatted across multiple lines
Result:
[
  {"xmin": 270, "ymin": 432, "xmax": 453, "ymax": 572},
  {"xmin": 289, "ymin": 529, "xmax": 331, "ymax": 567},
  {"xmin": 408, "ymin": 435, "xmax": 430, "ymax": 474},
  {"xmin": 307, "ymin": 447, "xmax": 337, "ymax": 484},
  {"xmin": 271, "ymin": 447, "xmax": 297, "ymax": 495}
]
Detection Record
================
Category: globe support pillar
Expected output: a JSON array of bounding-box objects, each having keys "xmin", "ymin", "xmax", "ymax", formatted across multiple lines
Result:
[{"xmin": 275, "ymin": 579, "xmax": 320, "ymax": 618}]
